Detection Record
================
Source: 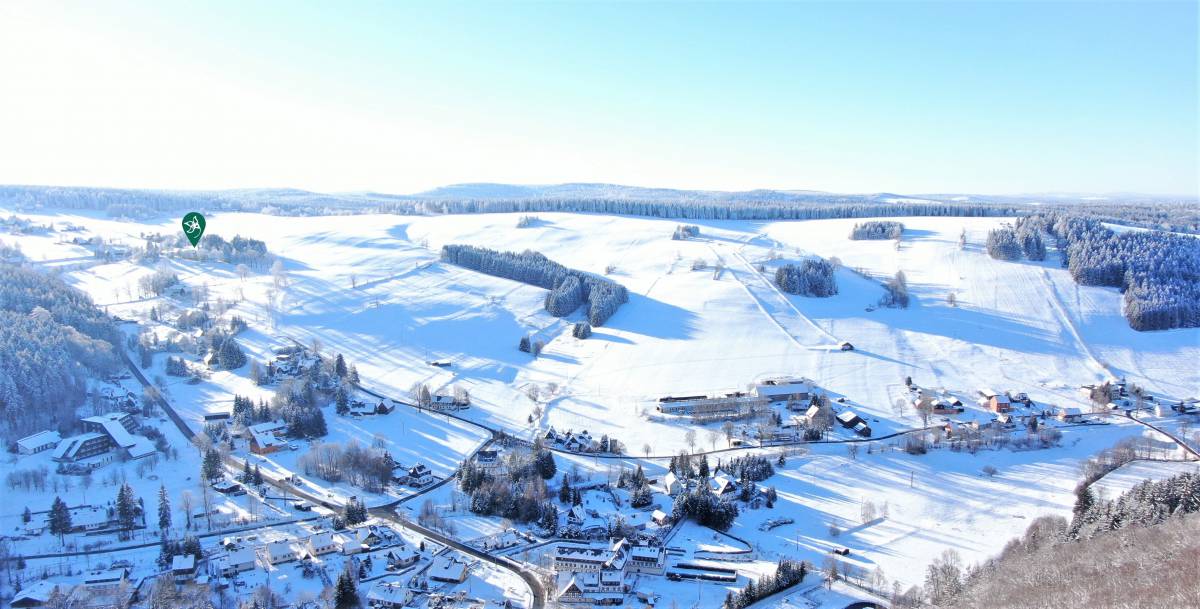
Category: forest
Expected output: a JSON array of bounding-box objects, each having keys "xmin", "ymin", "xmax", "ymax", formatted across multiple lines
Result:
[
  {"xmin": 849, "ymin": 220, "xmax": 904, "ymax": 240},
  {"xmin": 916, "ymin": 471, "xmax": 1200, "ymax": 609},
  {"xmin": 774, "ymin": 258, "xmax": 838, "ymax": 297},
  {"xmin": 440, "ymin": 244, "xmax": 628, "ymax": 325},
  {"xmin": 0, "ymin": 261, "xmax": 121, "ymax": 442},
  {"xmin": 1040, "ymin": 213, "xmax": 1197, "ymax": 330}
]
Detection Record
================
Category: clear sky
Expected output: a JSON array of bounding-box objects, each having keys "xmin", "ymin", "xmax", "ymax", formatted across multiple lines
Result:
[{"xmin": 0, "ymin": 1, "xmax": 1196, "ymax": 196}]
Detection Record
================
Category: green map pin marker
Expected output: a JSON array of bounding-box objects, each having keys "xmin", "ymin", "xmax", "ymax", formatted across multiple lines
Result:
[{"xmin": 182, "ymin": 212, "xmax": 206, "ymax": 247}]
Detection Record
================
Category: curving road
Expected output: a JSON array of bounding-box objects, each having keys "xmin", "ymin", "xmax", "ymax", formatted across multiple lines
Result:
[{"xmin": 121, "ymin": 348, "xmax": 547, "ymax": 609}]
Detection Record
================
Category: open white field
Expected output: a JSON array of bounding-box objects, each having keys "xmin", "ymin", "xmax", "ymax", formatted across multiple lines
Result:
[
  {"xmin": 3, "ymin": 207, "xmax": 1197, "ymax": 592},
  {"xmin": 4, "ymin": 208, "xmax": 1196, "ymax": 453}
]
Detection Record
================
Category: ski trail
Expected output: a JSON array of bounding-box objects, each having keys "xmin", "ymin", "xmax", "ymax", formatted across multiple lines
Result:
[
  {"xmin": 1039, "ymin": 268, "xmax": 1114, "ymax": 381},
  {"xmin": 721, "ymin": 244, "xmax": 840, "ymax": 346}
]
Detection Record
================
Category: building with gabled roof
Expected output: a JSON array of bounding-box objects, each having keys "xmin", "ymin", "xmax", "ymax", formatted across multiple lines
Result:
[
  {"xmin": 18, "ymin": 430, "xmax": 61, "ymax": 455},
  {"xmin": 367, "ymin": 581, "xmax": 413, "ymax": 608},
  {"xmin": 429, "ymin": 556, "xmax": 468, "ymax": 583}
]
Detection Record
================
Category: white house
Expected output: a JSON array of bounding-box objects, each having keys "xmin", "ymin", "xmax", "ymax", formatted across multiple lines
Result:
[
  {"xmin": 307, "ymin": 532, "xmax": 337, "ymax": 557},
  {"xmin": 406, "ymin": 464, "xmax": 433, "ymax": 487},
  {"xmin": 212, "ymin": 548, "xmax": 257, "ymax": 577},
  {"xmin": 367, "ymin": 582, "xmax": 413, "ymax": 608},
  {"xmin": 17, "ymin": 430, "xmax": 61, "ymax": 455},
  {"xmin": 263, "ymin": 540, "xmax": 303, "ymax": 565},
  {"xmin": 429, "ymin": 557, "xmax": 469, "ymax": 583},
  {"xmin": 661, "ymin": 471, "xmax": 682, "ymax": 496}
]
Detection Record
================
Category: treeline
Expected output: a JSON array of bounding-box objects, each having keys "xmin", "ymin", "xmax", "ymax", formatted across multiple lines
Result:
[
  {"xmin": 849, "ymin": 221, "xmax": 903, "ymax": 240},
  {"xmin": 1038, "ymin": 212, "xmax": 1200, "ymax": 330},
  {"xmin": 0, "ymin": 262, "xmax": 120, "ymax": 442},
  {"xmin": 928, "ymin": 472, "xmax": 1200, "ymax": 609},
  {"xmin": 774, "ymin": 259, "xmax": 838, "ymax": 297},
  {"xmin": 440, "ymin": 245, "xmax": 628, "ymax": 325},
  {"xmin": 723, "ymin": 560, "xmax": 807, "ymax": 609},
  {"xmin": 985, "ymin": 221, "xmax": 1045, "ymax": 262}
]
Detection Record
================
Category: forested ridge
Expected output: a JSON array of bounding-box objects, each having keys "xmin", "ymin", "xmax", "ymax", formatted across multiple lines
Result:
[
  {"xmin": 917, "ymin": 471, "xmax": 1200, "ymax": 609},
  {"xmin": 0, "ymin": 261, "xmax": 120, "ymax": 441},
  {"xmin": 440, "ymin": 245, "xmax": 628, "ymax": 325}
]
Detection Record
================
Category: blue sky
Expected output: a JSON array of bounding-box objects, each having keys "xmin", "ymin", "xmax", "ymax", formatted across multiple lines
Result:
[{"xmin": 0, "ymin": 1, "xmax": 1195, "ymax": 195}]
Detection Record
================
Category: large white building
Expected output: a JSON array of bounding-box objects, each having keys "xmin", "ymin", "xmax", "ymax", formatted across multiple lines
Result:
[{"xmin": 553, "ymin": 538, "xmax": 666, "ymax": 601}]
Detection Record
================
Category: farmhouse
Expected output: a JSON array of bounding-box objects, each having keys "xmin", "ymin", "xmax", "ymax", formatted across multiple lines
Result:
[
  {"xmin": 1057, "ymin": 407, "xmax": 1084, "ymax": 422},
  {"xmin": 753, "ymin": 378, "xmax": 813, "ymax": 402},
  {"xmin": 248, "ymin": 421, "xmax": 288, "ymax": 454},
  {"xmin": 835, "ymin": 410, "xmax": 864, "ymax": 429},
  {"xmin": 980, "ymin": 391, "xmax": 1013, "ymax": 413},
  {"xmin": 18, "ymin": 430, "xmax": 61, "ymax": 455}
]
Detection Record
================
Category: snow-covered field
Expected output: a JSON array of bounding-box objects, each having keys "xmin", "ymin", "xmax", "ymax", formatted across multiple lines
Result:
[{"xmin": 3, "ymin": 207, "xmax": 1197, "ymax": 600}]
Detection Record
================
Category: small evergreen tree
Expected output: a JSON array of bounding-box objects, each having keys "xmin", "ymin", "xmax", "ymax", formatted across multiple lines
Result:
[
  {"xmin": 157, "ymin": 484, "xmax": 171, "ymax": 533},
  {"xmin": 202, "ymin": 447, "xmax": 223, "ymax": 480},
  {"xmin": 48, "ymin": 496, "xmax": 71, "ymax": 544}
]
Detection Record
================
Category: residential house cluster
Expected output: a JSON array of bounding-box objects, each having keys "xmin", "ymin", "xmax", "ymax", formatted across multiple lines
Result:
[{"xmin": 544, "ymin": 428, "xmax": 599, "ymax": 452}]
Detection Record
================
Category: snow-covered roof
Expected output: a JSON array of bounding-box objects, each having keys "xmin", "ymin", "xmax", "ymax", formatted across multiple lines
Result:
[
  {"xmin": 62, "ymin": 505, "xmax": 111, "ymax": 528},
  {"xmin": 630, "ymin": 545, "xmax": 662, "ymax": 561},
  {"xmin": 171, "ymin": 554, "xmax": 196, "ymax": 572},
  {"xmin": 265, "ymin": 540, "xmax": 301, "ymax": 560},
  {"xmin": 249, "ymin": 421, "xmax": 287, "ymax": 448},
  {"xmin": 52, "ymin": 433, "xmax": 106, "ymax": 460},
  {"xmin": 12, "ymin": 580, "xmax": 63, "ymax": 604},
  {"xmin": 367, "ymin": 582, "xmax": 411, "ymax": 604},
  {"xmin": 81, "ymin": 412, "xmax": 136, "ymax": 448},
  {"xmin": 308, "ymin": 532, "xmax": 335, "ymax": 548},
  {"xmin": 18, "ymin": 430, "xmax": 61, "ymax": 450},
  {"xmin": 429, "ymin": 556, "xmax": 468, "ymax": 581},
  {"xmin": 126, "ymin": 437, "xmax": 156, "ymax": 459},
  {"xmin": 754, "ymin": 378, "xmax": 812, "ymax": 398},
  {"xmin": 223, "ymin": 547, "xmax": 257, "ymax": 566}
]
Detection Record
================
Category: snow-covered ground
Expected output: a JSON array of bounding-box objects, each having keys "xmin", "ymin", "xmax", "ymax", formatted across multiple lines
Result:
[{"xmin": 3, "ymin": 207, "xmax": 1197, "ymax": 604}]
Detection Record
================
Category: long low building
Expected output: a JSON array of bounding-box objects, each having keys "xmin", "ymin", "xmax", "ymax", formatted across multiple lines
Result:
[{"xmin": 655, "ymin": 392, "xmax": 767, "ymax": 418}]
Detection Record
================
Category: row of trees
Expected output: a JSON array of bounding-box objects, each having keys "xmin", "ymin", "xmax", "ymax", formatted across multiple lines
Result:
[
  {"xmin": 440, "ymin": 245, "xmax": 629, "ymax": 326},
  {"xmin": 849, "ymin": 221, "xmax": 903, "ymax": 240},
  {"xmin": 775, "ymin": 259, "xmax": 838, "ymax": 297},
  {"xmin": 723, "ymin": 559, "xmax": 808, "ymax": 609}
]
